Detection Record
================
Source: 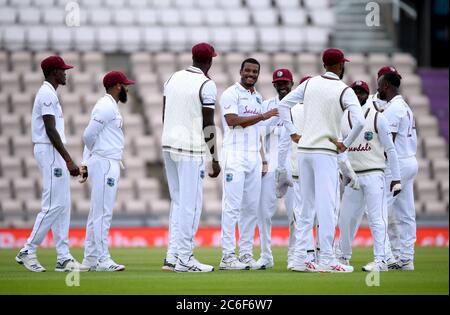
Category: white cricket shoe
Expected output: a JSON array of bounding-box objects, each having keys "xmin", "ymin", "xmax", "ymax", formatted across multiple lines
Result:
[
  {"xmin": 239, "ymin": 254, "xmax": 260, "ymax": 270},
  {"xmin": 291, "ymin": 260, "xmax": 318, "ymax": 272},
  {"xmin": 337, "ymin": 256, "xmax": 350, "ymax": 266},
  {"xmin": 96, "ymin": 258, "xmax": 125, "ymax": 272},
  {"xmin": 253, "ymin": 258, "xmax": 274, "ymax": 270},
  {"xmin": 219, "ymin": 255, "xmax": 250, "ymax": 270},
  {"xmin": 161, "ymin": 255, "xmax": 178, "ymax": 272},
  {"xmin": 82, "ymin": 258, "xmax": 98, "ymax": 271},
  {"xmin": 399, "ymin": 260, "xmax": 414, "ymax": 271},
  {"xmin": 55, "ymin": 258, "xmax": 90, "ymax": 272},
  {"xmin": 174, "ymin": 256, "xmax": 214, "ymax": 273},
  {"xmin": 318, "ymin": 260, "xmax": 354, "ymax": 273},
  {"xmin": 15, "ymin": 251, "xmax": 46, "ymax": 272},
  {"xmin": 362, "ymin": 261, "xmax": 388, "ymax": 272}
]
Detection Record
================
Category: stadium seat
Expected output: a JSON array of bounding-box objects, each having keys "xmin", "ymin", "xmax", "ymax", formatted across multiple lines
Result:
[
  {"xmin": 143, "ymin": 27, "xmax": 165, "ymax": 52},
  {"xmin": 0, "ymin": 52, "xmax": 8, "ymax": 73},
  {"xmin": 305, "ymin": 27, "xmax": 330, "ymax": 52},
  {"xmin": 431, "ymin": 158, "xmax": 449, "ymax": 181},
  {"xmin": 73, "ymin": 27, "xmax": 96, "ymax": 52},
  {"xmin": 13, "ymin": 178, "xmax": 37, "ymax": 201},
  {"xmin": 70, "ymin": 180, "xmax": 87, "ymax": 200},
  {"xmin": 368, "ymin": 53, "xmax": 390, "ymax": 73},
  {"xmin": 150, "ymin": 0, "xmax": 173, "ymax": 8},
  {"xmin": 89, "ymin": 9, "xmax": 112, "ymax": 25},
  {"xmin": 252, "ymin": 9, "xmax": 279, "ymax": 26},
  {"xmin": 273, "ymin": 53, "xmax": 295, "ymax": 71},
  {"xmin": 59, "ymin": 52, "xmax": 81, "ymax": 69},
  {"xmin": 406, "ymin": 95, "xmax": 430, "ymax": 116},
  {"xmin": 258, "ymin": 27, "xmax": 282, "ymax": 52},
  {"xmin": 205, "ymin": 9, "xmax": 227, "ymax": 26},
  {"xmin": 274, "ymin": 0, "xmax": 300, "ymax": 9},
  {"xmin": 180, "ymin": 9, "xmax": 204, "ymax": 26},
  {"xmin": 116, "ymin": 178, "xmax": 136, "ymax": 203},
  {"xmin": 345, "ymin": 53, "xmax": 367, "ymax": 76},
  {"xmin": 165, "ymin": 27, "xmax": 187, "ymax": 52},
  {"xmin": 122, "ymin": 157, "xmax": 145, "ymax": 179},
  {"xmin": 104, "ymin": 0, "xmax": 126, "ymax": 8},
  {"xmin": 27, "ymin": 26, "xmax": 50, "ymax": 52},
  {"xmin": 422, "ymin": 137, "xmax": 448, "ymax": 160},
  {"xmin": 70, "ymin": 71, "xmax": 94, "ymax": 95},
  {"xmin": 112, "ymin": 9, "xmax": 136, "ymax": 27},
  {"xmin": 415, "ymin": 115, "xmax": 439, "ymax": 138},
  {"xmin": 0, "ymin": 157, "xmax": 23, "ymax": 179},
  {"xmin": 22, "ymin": 72, "xmax": 44, "ymax": 94},
  {"xmin": 3, "ymin": 26, "xmax": 26, "ymax": 51},
  {"xmin": 79, "ymin": 0, "xmax": 103, "ymax": 7},
  {"xmin": 59, "ymin": 93, "xmax": 84, "ymax": 117},
  {"xmin": 0, "ymin": 135, "xmax": 9, "ymax": 156},
  {"xmin": 34, "ymin": 0, "xmax": 57, "ymax": 8},
  {"xmin": 0, "ymin": 178, "xmax": 11, "ymax": 200},
  {"xmin": 226, "ymin": 9, "xmax": 251, "ymax": 26},
  {"xmin": 401, "ymin": 74, "xmax": 422, "ymax": 95},
  {"xmin": 23, "ymin": 199, "xmax": 42, "ymax": 221},
  {"xmin": 74, "ymin": 199, "xmax": 91, "ymax": 216},
  {"xmin": 0, "ymin": 7, "xmax": 16, "ymax": 25},
  {"xmin": 136, "ymin": 178, "xmax": 160, "ymax": 202},
  {"xmin": 23, "ymin": 157, "xmax": 40, "ymax": 179},
  {"xmin": 97, "ymin": 27, "xmax": 119, "ymax": 53},
  {"xmin": 11, "ymin": 135, "xmax": 33, "ymax": 158},
  {"xmin": 211, "ymin": 27, "xmax": 234, "ymax": 52},
  {"xmin": 186, "ymin": 27, "xmax": 212, "ymax": 49},
  {"xmin": 0, "ymin": 114, "xmax": 23, "ymax": 137},
  {"xmin": 119, "ymin": 27, "xmax": 142, "ymax": 52},
  {"xmin": 309, "ymin": 10, "xmax": 335, "ymax": 27},
  {"xmin": 234, "ymin": 27, "xmax": 257, "ymax": 52},
  {"xmin": 82, "ymin": 52, "xmax": 105, "ymax": 74},
  {"xmin": 440, "ymin": 180, "xmax": 449, "ymax": 203},
  {"xmin": 133, "ymin": 136, "xmax": 159, "ymax": 161},
  {"xmin": 18, "ymin": 8, "xmax": 41, "ymax": 25},
  {"xmin": 10, "ymin": 51, "xmax": 32, "ymax": 74},
  {"xmin": 281, "ymin": 27, "xmax": 305, "ymax": 53},
  {"xmin": 159, "ymin": 9, "xmax": 181, "ymax": 26},
  {"xmin": 42, "ymin": 8, "xmax": 65, "ymax": 25},
  {"xmin": 1, "ymin": 200, "xmax": 25, "ymax": 221},
  {"xmin": 50, "ymin": 26, "xmax": 73, "ymax": 51},
  {"xmin": 416, "ymin": 158, "xmax": 431, "ymax": 181},
  {"xmin": 127, "ymin": 0, "xmax": 148, "ymax": 8},
  {"xmin": 149, "ymin": 198, "xmax": 170, "ymax": 216},
  {"xmin": 136, "ymin": 9, "xmax": 158, "ymax": 26},
  {"xmin": 280, "ymin": 9, "xmax": 307, "ymax": 26},
  {"xmin": 154, "ymin": 52, "xmax": 178, "ymax": 74},
  {"xmin": 123, "ymin": 200, "xmax": 148, "ymax": 215},
  {"xmin": 304, "ymin": 0, "xmax": 329, "ymax": 9},
  {"xmin": 416, "ymin": 179, "xmax": 439, "ymax": 202},
  {"xmin": 392, "ymin": 52, "xmax": 416, "ymax": 74},
  {"xmin": 296, "ymin": 53, "xmax": 320, "ymax": 76},
  {"xmin": 423, "ymin": 201, "xmax": 448, "ymax": 215}
]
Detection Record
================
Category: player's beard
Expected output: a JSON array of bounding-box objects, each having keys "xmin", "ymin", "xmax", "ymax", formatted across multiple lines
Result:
[
  {"xmin": 119, "ymin": 86, "xmax": 128, "ymax": 103},
  {"xmin": 339, "ymin": 66, "xmax": 345, "ymax": 80}
]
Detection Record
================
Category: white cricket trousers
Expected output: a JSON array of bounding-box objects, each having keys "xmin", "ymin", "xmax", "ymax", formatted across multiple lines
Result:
[
  {"xmin": 22, "ymin": 144, "xmax": 72, "ymax": 262},
  {"xmin": 163, "ymin": 152, "xmax": 204, "ymax": 263},
  {"xmin": 84, "ymin": 155, "xmax": 120, "ymax": 263},
  {"xmin": 295, "ymin": 153, "xmax": 340, "ymax": 263},
  {"xmin": 386, "ymin": 156, "xmax": 418, "ymax": 262},
  {"xmin": 221, "ymin": 150, "xmax": 261, "ymax": 258},
  {"xmin": 338, "ymin": 173, "xmax": 391, "ymax": 262},
  {"xmin": 257, "ymin": 170, "xmax": 295, "ymax": 262}
]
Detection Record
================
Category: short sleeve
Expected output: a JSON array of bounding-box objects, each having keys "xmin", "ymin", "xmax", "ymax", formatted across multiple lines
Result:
[
  {"xmin": 201, "ymin": 80, "xmax": 217, "ymax": 108},
  {"xmin": 384, "ymin": 105, "xmax": 403, "ymax": 133},
  {"xmin": 38, "ymin": 93, "xmax": 57, "ymax": 116},
  {"xmin": 220, "ymin": 88, "xmax": 239, "ymax": 116}
]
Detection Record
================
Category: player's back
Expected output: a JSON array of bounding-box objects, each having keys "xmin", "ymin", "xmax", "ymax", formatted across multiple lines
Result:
[
  {"xmin": 298, "ymin": 75, "xmax": 348, "ymax": 153},
  {"xmin": 162, "ymin": 68, "xmax": 210, "ymax": 155}
]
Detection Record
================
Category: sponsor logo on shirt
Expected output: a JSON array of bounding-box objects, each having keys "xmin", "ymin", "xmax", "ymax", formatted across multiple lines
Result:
[
  {"xmin": 243, "ymin": 106, "xmax": 261, "ymax": 115},
  {"xmin": 226, "ymin": 173, "xmax": 233, "ymax": 182},
  {"xmin": 348, "ymin": 143, "xmax": 372, "ymax": 152},
  {"xmin": 200, "ymin": 170, "xmax": 205, "ymax": 179}
]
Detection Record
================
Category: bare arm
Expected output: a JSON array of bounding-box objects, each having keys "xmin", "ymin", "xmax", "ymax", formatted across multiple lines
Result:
[
  {"xmin": 162, "ymin": 96, "xmax": 166, "ymax": 124},
  {"xmin": 43, "ymin": 115, "xmax": 80, "ymax": 176},
  {"xmin": 224, "ymin": 108, "xmax": 277, "ymax": 128}
]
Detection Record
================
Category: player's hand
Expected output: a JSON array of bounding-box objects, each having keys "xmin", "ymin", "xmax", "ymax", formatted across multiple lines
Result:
[
  {"xmin": 329, "ymin": 138, "xmax": 347, "ymax": 153},
  {"xmin": 275, "ymin": 167, "xmax": 293, "ymax": 198},
  {"xmin": 66, "ymin": 160, "xmax": 80, "ymax": 177},
  {"xmin": 262, "ymin": 161, "xmax": 268, "ymax": 177},
  {"xmin": 78, "ymin": 165, "xmax": 88, "ymax": 183},
  {"xmin": 208, "ymin": 160, "xmax": 221, "ymax": 178},
  {"xmin": 262, "ymin": 108, "xmax": 278, "ymax": 120},
  {"xmin": 390, "ymin": 180, "xmax": 402, "ymax": 197},
  {"xmin": 290, "ymin": 133, "xmax": 301, "ymax": 143},
  {"xmin": 348, "ymin": 175, "xmax": 360, "ymax": 190}
]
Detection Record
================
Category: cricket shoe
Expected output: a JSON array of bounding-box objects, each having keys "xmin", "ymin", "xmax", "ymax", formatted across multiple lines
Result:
[
  {"xmin": 239, "ymin": 254, "xmax": 260, "ymax": 270},
  {"xmin": 318, "ymin": 260, "xmax": 354, "ymax": 273},
  {"xmin": 161, "ymin": 256, "xmax": 177, "ymax": 272},
  {"xmin": 291, "ymin": 260, "xmax": 318, "ymax": 272},
  {"xmin": 398, "ymin": 260, "xmax": 414, "ymax": 271},
  {"xmin": 386, "ymin": 257, "xmax": 401, "ymax": 270},
  {"xmin": 307, "ymin": 250, "xmax": 317, "ymax": 264},
  {"xmin": 362, "ymin": 261, "xmax": 388, "ymax": 272},
  {"xmin": 337, "ymin": 256, "xmax": 350, "ymax": 266},
  {"xmin": 253, "ymin": 258, "xmax": 274, "ymax": 270},
  {"xmin": 219, "ymin": 255, "xmax": 250, "ymax": 270},
  {"xmin": 15, "ymin": 250, "xmax": 46, "ymax": 272},
  {"xmin": 81, "ymin": 258, "xmax": 98, "ymax": 271},
  {"xmin": 55, "ymin": 258, "xmax": 90, "ymax": 272},
  {"xmin": 174, "ymin": 257, "xmax": 214, "ymax": 273},
  {"xmin": 96, "ymin": 258, "xmax": 125, "ymax": 272}
]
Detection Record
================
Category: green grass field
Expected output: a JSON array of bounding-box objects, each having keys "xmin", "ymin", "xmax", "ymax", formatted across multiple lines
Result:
[{"xmin": 0, "ymin": 247, "xmax": 448, "ymax": 295}]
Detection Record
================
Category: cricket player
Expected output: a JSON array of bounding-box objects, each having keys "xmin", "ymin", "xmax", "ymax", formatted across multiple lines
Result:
[
  {"xmin": 278, "ymin": 48, "xmax": 365, "ymax": 273},
  {"xmin": 256, "ymin": 68, "xmax": 295, "ymax": 269},
  {"xmin": 336, "ymin": 80, "xmax": 402, "ymax": 272},
  {"xmin": 377, "ymin": 71, "xmax": 418, "ymax": 270},
  {"xmin": 276, "ymin": 75, "xmax": 318, "ymax": 269},
  {"xmin": 161, "ymin": 43, "xmax": 221, "ymax": 273},
  {"xmin": 219, "ymin": 58, "xmax": 278, "ymax": 270},
  {"xmin": 16, "ymin": 56, "xmax": 89, "ymax": 272},
  {"xmin": 81, "ymin": 71, "xmax": 135, "ymax": 272}
]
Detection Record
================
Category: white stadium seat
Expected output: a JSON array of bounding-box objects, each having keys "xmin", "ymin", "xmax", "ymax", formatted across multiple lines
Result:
[
  {"xmin": 3, "ymin": 26, "xmax": 26, "ymax": 51},
  {"xmin": 247, "ymin": 0, "xmax": 272, "ymax": 8},
  {"xmin": 252, "ymin": 9, "xmax": 279, "ymax": 27},
  {"xmin": 18, "ymin": 8, "xmax": 41, "ymax": 25},
  {"xmin": 305, "ymin": 27, "xmax": 329, "ymax": 52},
  {"xmin": 0, "ymin": 72, "xmax": 21, "ymax": 94},
  {"xmin": 97, "ymin": 27, "xmax": 119, "ymax": 52},
  {"xmin": 43, "ymin": 8, "xmax": 65, "ymax": 25},
  {"xmin": 104, "ymin": 0, "xmax": 126, "ymax": 7},
  {"xmin": 165, "ymin": 27, "xmax": 187, "ymax": 52},
  {"xmin": 219, "ymin": 0, "xmax": 241, "ymax": 8},
  {"xmin": 73, "ymin": 27, "xmax": 96, "ymax": 52},
  {"xmin": 304, "ymin": 0, "xmax": 329, "ymax": 9},
  {"xmin": 234, "ymin": 27, "xmax": 257, "ymax": 52},
  {"xmin": 281, "ymin": 27, "xmax": 305, "ymax": 52},
  {"xmin": 10, "ymin": 51, "xmax": 32, "ymax": 74},
  {"xmin": 143, "ymin": 27, "xmax": 164, "ymax": 52},
  {"xmin": 309, "ymin": 10, "xmax": 335, "ymax": 27},
  {"xmin": 82, "ymin": 52, "xmax": 105, "ymax": 74},
  {"xmin": 0, "ymin": 8, "xmax": 17, "ymax": 24},
  {"xmin": 173, "ymin": 0, "xmax": 195, "ymax": 7},
  {"xmin": 205, "ymin": 9, "xmax": 227, "ymax": 26},
  {"xmin": 50, "ymin": 27, "xmax": 73, "ymax": 52},
  {"xmin": 196, "ymin": 0, "xmax": 218, "ymax": 8},
  {"xmin": 159, "ymin": 9, "xmax": 181, "ymax": 26},
  {"xmin": 258, "ymin": 27, "xmax": 282, "ymax": 52},
  {"xmin": 226, "ymin": 9, "xmax": 251, "ymax": 26},
  {"xmin": 180, "ymin": 9, "xmax": 204, "ymax": 26},
  {"xmin": 211, "ymin": 28, "xmax": 234, "ymax": 52},
  {"xmin": 113, "ymin": 9, "xmax": 136, "ymax": 26},
  {"xmin": 280, "ymin": 9, "xmax": 307, "ymax": 26},
  {"xmin": 127, "ymin": 0, "xmax": 148, "ymax": 7},
  {"xmin": 27, "ymin": 26, "xmax": 49, "ymax": 51},
  {"xmin": 89, "ymin": 9, "xmax": 112, "ymax": 25},
  {"xmin": 186, "ymin": 27, "xmax": 211, "ymax": 48},
  {"xmin": 274, "ymin": 0, "xmax": 300, "ymax": 9},
  {"xmin": 136, "ymin": 9, "xmax": 158, "ymax": 26},
  {"xmin": 119, "ymin": 27, "xmax": 142, "ymax": 52}
]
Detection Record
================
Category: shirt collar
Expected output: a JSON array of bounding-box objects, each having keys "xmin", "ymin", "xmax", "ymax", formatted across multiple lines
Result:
[
  {"xmin": 105, "ymin": 93, "xmax": 119, "ymax": 108},
  {"xmin": 385, "ymin": 95, "xmax": 403, "ymax": 109},
  {"xmin": 235, "ymin": 82, "xmax": 257, "ymax": 94},
  {"xmin": 43, "ymin": 81, "xmax": 57, "ymax": 95},
  {"xmin": 186, "ymin": 66, "xmax": 204, "ymax": 74},
  {"xmin": 322, "ymin": 72, "xmax": 340, "ymax": 80}
]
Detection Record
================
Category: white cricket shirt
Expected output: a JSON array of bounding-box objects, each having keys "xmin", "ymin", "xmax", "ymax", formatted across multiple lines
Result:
[{"xmin": 31, "ymin": 81, "xmax": 66, "ymax": 144}]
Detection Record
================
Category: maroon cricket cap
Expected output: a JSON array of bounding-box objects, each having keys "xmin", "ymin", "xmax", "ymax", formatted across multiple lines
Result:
[
  {"xmin": 350, "ymin": 80, "xmax": 370, "ymax": 94},
  {"xmin": 272, "ymin": 68, "xmax": 293, "ymax": 83},
  {"xmin": 299, "ymin": 76, "xmax": 312, "ymax": 85},
  {"xmin": 192, "ymin": 43, "xmax": 217, "ymax": 62},
  {"xmin": 103, "ymin": 71, "xmax": 135, "ymax": 89},
  {"xmin": 41, "ymin": 55, "xmax": 73, "ymax": 74},
  {"xmin": 377, "ymin": 66, "xmax": 402, "ymax": 79},
  {"xmin": 322, "ymin": 48, "xmax": 350, "ymax": 66}
]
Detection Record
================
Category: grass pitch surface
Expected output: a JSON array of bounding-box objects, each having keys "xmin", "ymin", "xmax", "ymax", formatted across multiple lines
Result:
[{"xmin": 0, "ymin": 247, "xmax": 447, "ymax": 295}]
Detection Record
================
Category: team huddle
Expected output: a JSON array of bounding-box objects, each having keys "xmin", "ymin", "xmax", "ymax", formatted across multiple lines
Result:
[{"xmin": 15, "ymin": 42, "xmax": 418, "ymax": 274}]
